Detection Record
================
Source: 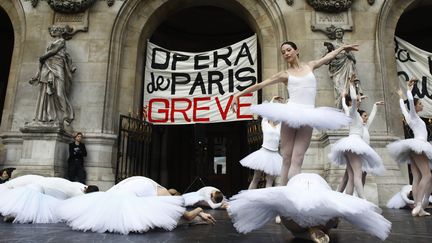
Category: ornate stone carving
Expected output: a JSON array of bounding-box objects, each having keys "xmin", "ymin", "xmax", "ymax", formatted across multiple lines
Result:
[
  {"xmin": 28, "ymin": 25, "xmax": 76, "ymax": 126},
  {"xmin": 323, "ymin": 25, "xmax": 363, "ymax": 107},
  {"xmin": 307, "ymin": 0, "xmax": 353, "ymax": 13},
  {"xmin": 286, "ymin": 0, "xmax": 294, "ymax": 6},
  {"xmin": 107, "ymin": 0, "xmax": 115, "ymax": 7},
  {"xmin": 47, "ymin": 0, "xmax": 97, "ymax": 14},
  {"xmin": 31, "ymin": 0, "xmax": 39, "ymax": 8}
]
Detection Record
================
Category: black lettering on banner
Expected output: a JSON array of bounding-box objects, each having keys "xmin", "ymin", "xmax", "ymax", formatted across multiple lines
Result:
[
  {"xmin": 235, "ymin": 67, "xmax": 256, "ymax": 91},
  {"xmin": 213, "ymin": 47, "xmax": 232, "ymax": 67},
  {"xmin": 412, "ymin": 76, "xmax": 432, "ymax": 99},
  {"xmin": 428, "ymin": 56, "xmax": 432, "ymax": 75},
  {"xmin": 151, "ymin": 48, "xmax": 170, "ymax": 69},
  {"xmin": 189, "ymin": 72, "xmax": 206, "ymax": 95},
  {"xmin": 146, "ymin": 73, "xmax": 170, "ymax": 94},
  {"xmin": 172, "ymin": 53, "xmax": 190, "ymax": 71},
  {"xmin": 194, "ymin": 55, "xmax": 210, "ymax": 70},
  {"xmin": 228, "ymin": 69, "xmax": 234, "ymax": 93},
  {"xmin": 398, "ymin": 71, "xmax": 432, "ymax": 99},
  {"xmin": 394, "ymin": 39, "xmax": 415, "ymax": 63},
  {"xmin": 171, "ymin": 73, "xmax": 191, "ymax": 95},
  {"xmin": 208, "ymin": 71, "xmax": 224, "ymax": 95},
  {"xmin": 234, "ymin": 43, "xmax": 254, "ymax": 66}
]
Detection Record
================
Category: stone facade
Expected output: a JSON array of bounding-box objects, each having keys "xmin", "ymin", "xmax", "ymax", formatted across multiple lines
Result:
[{"xmin": 0, "ymin": 0, "xmax": 419, "ymax": 204}]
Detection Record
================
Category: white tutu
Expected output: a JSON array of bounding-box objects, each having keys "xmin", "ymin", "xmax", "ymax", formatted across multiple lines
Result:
[
  {"xmin": 329, "ymin": 135, "xmax": 385, "ymax": 175},
  {"xmin": 0, "ymin": 185, "xmax": 61, "ymax": 223},
  {"xmin": 240, "ymin": 147, "xmax": 282, "ymax": 176},
  {"xmin": 387, "ymin": 139, "xmax": 432, "ymax": 165},
  {"xmin": 57, "ymin": 190, "xmax": 185, "ymax": 234},
  {"xmin": 228, "ymin": 173, "xmax": 391, "ymax": 240},
  {"xmin": 386, "ymin": 192, "xmax": 408, "ymax": 209},
  {"xmin": 250, "ymin": 102, "xmax": 350, "ymax": 130}
]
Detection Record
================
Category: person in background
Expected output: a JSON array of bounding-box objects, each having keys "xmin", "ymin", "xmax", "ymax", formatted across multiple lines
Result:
[{"xmin": 68, "ymin": 132, "xmax": 87, "ymax": 184}]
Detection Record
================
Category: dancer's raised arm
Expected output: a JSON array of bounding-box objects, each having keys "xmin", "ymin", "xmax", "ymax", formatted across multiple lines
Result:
[{"xmin": 231, "ymin": 71, "xmax": 288, "ymax": 112}]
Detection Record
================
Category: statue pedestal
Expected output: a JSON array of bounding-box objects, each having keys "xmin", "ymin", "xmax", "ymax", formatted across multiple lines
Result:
[{"xmin": 16, "ymin": 122, "xmax": 72, "ymax": 177}]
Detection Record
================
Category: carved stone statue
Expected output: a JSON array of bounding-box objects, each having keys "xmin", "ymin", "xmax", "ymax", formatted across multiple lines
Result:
[
  {"xmin": 324, "ymin": 26, "xmax": 362, "ymax": 107},
  {"xmin": 29, "ymin": 25, "xmax": 76, "ymax": 126}
]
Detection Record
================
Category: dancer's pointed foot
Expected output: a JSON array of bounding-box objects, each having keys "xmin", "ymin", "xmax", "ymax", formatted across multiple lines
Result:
[
  {"xmin": 418, "ymin": 209, "xmax": 431, "ymax": 217},
  {"xmin": 309, "ymin": 227, "xmax": 330, "ymax": 243},
  {"xmin": 412, "ymin": 204, "xmax": 422, "ymax": 216}
]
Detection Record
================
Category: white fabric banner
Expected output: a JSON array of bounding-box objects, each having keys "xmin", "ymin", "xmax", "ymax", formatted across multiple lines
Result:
[
  {"xmin": 143, "ymin": 35, "xmax": 258, "ymax": 124},
  {"xmin": 395, "ymin": 36, "xmax": 432, "ymax": 117}
]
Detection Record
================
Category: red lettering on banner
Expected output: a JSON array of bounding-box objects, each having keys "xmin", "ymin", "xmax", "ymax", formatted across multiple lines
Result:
[
  {"xmin": 193, "ymin": 97, "xmax": 210, "ymax": 122},
  {"xmin": 148, "ymin": 99, "xmax": 169, "ymax": 122},
  {"xmin": 171, "ymin": 98, "xmax": 192, "ymax": 122},
  {"xmin": 215, "ymin": 96, "xmax": 233, "ymax": 120},
  {"xmin": 237, "ymin": 93, "xmax": 253, "ymax": 119},
  {"xmin": 147, "ymin": 95, "xmax": 253, "ymax": 123}
]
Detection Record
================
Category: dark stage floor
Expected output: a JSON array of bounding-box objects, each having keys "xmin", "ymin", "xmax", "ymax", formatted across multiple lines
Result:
[{"xmin": 0, "ymin": 208, "xmax": 431, "ymax": 243}]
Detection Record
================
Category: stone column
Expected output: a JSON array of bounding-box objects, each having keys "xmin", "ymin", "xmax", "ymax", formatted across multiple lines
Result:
[{"xmin": 16, "ymin": 123, "xmax": 72, "ymax": 177}]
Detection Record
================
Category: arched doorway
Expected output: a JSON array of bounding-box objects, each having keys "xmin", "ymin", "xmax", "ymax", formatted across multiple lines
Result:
[
  {"xmin": 108, "ymin": 0, "xmax": 287, "ymax": 195},
  {"xmin": 147, "ymin": 6, "xmax": 256, "ymax": 196},
  {"xmin": 395, "ymin": 1, "xmax": 432, "ymax": 52},
  {"xmin": 0, "ymin": 7, "xmax": 14, "ymax": 124}
]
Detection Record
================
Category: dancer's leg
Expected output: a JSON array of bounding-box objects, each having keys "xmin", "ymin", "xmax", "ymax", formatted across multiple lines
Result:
[
  {"xmin": 409, "ymin": 156, "xmax": 421, "ymax": 205},
  {"xmin": 345, "ymin": 159, "xmax": 354, "ymax": 195},
  {"xmin": 265, "ymin": 174, "xmax": 275, "ymax": 188},
  {"xmin": 248, "ymin": 170, "xmax": 263, "ymax": 189},
  {"xmin": 347, "ymin": 152, "xmax": 365, "ymax": 199},
  {"xmin": 279, "ymin": 125, "xmax": 296, "ymax": 185},
  {"xmin": 337, "ymin": 169, "xmax": 349, "ymax": 193},
  {"xmin": 287, "ymin": 126, "xmax": 313, "ymax": 180},
  {"xmin": 410, "ymin": 153, "xmax": 432, "ymax": 216}
]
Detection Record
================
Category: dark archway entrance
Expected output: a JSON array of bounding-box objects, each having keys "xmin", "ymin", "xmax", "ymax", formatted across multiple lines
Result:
[
  {"xmin": 395, "ymin": 3, "xmax": 432, "ymax": 52},
  {"xmin": 147, "ymin": 6, "xmax": 257, "ymax": 196},
  {"xmin": 0, "ymin": 7, "xmax": 14, "ymax": 124}
]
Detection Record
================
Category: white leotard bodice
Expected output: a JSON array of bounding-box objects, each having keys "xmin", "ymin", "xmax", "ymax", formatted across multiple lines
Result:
[
  {"xmin": 4, "ymin": 175, "xmax": 86, "ymax": 198},
  {"xmin": 108, "ymin": 176, "xmax": 159, "ymax": 197},
  {"xmin": 261, "ymin": 118, "xmax": 281, "ymax": 151},
  {"xmin": 400, "ymin": 90, "xmax": 427, "ymax": 141},
  {"xmin": 346, "ymin": 85, "xmax": 377, "ymax": 144},
  {"xmin": 287, "ymin": 72, "xmax": 317, "ymax": 107}
]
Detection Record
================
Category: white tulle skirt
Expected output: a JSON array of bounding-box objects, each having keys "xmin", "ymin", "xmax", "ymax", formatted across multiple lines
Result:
[
  {"xmin": 387, "ymin": 139, "xmax": 432, "ymax": 166},
  {"xmin": 0, "ymin": 185, "xmax": 61, "ymax": 223},
  {"xmin": 250, "ymin": 102, "xmax": 350, "ymax": 130},
  {"xmin": 228, "ymin": 173, "xmax": 391, "ymax": 241},
  {"xmin": 57, "ymin": 190, "xmax": 185, "ymax": 234},
  {"xmin": 386, "ymin": 192, "xmax": 409, "ymax": 209},
  {"xmin": 240, "ymin": 147, "xmax": 282, "ymax": 176},
  {"xmin": 329, "ymin": 135, "xmax": 385, "ymax": 175}
]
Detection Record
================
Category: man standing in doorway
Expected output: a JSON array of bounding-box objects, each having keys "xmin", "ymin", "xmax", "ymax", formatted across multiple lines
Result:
[{"xmin": 68, "ymin": 132, "xmax": 87, "ymax": 184}]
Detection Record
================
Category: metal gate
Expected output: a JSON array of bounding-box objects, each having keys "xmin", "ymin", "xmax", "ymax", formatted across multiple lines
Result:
[{"xmin": 115, "ymin": 115, "xmax": 152, "ymax": 183}]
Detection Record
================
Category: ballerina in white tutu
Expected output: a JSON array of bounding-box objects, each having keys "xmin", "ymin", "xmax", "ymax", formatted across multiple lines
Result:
[
  {"xmin": 0, "ymin": 175, "xmax": 98, "ymax": 224},
  {"xmin": 227, "ymin": 173, "xmax": 391, "ymax": 243},
  {"xmin": 240, "ymin": 96, "xmax": 283, "ymax": 189},
  {"xmin": 386, "ymin": 185, "xmax": 432, "ymax": 209},
  {"xmin": 337, "ymin": 79, "xmax": 368, "ymax": 192},
  {"xmin": 329, "ymin": 79, "xmax": 385, "ymax": 198},
  {"xmin": 180, "ymin": 186, "xmax": 227, "ymax": 209},
  {"xmin": 387, "ymin": 79, "xmax": 432, "ymax": 217},
  {"xmin": 231, "ymin": 41, "xmax": 355, "ymax": 185},
  {"xmin": 57, "ymin": 176, "xmax": 216, "ymax": 235}
]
